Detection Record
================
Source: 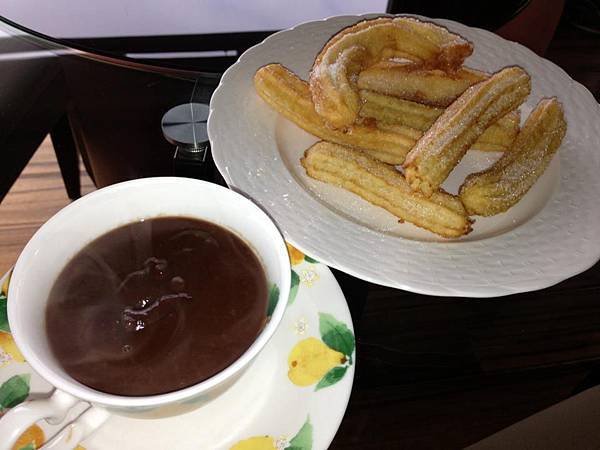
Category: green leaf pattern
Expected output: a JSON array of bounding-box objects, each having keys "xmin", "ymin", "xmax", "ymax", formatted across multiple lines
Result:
[
  {"xmin": 0, "ymin": 374, "xmax": 30, "ymax": 411},
  {"xmin": 18, "ymin": 444, "xmax": 35, "ymax": 450},
  {"xmin": 288, "ymin": 417, "xmax": 313, "ymax": 450},
  {"xmin": 315, "ymin": 366, "xmax": 349, "ymax": 391},
  {"xmin": 289, "ymin": 270, "xmax": 300, "ymax": 304},
  {"xmin": 266, "ymin": 283, "xmax": 279, "ymax": 317},
  {"xmin": 303, "ymin": 255, "xmax": 318, "ymax": 264},
  {"xmin": 319, "ymin": 313, "xmax": 355, "ymax": 359},
  {"xmin": 0, "ymin": 294, "xmax": 9, "ymax": 333}
]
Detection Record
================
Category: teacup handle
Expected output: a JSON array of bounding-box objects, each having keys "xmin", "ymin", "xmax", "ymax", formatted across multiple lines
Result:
[
  {"xmin": 0, "ymin": 389, "xmax": 109, "ymax": 450},
  {"xmin": 41, "ymin": 405, "xmax": 110, "ymax": 450}
]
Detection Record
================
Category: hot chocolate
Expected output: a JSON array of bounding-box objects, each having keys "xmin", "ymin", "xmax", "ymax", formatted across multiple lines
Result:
[{"xmin": 46, "ymin": 216, "xmax": 268, "ymax": 396}]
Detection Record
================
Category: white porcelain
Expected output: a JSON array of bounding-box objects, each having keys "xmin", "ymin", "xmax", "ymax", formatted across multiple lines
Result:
[
  {"xmin": 208, "ymin": 14, "xmax": 600, "ymax": 297},
  {"xmin": 0, "ymin": 254, "xmax": 354, "ymax": 449},
  {"xmin": 0, "ymin": 177, "xmax": 291, "ymax": 449}
]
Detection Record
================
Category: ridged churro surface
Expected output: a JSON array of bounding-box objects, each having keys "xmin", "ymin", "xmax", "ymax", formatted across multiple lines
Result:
[
  {"xmin": 301, "ymin": 141, "xmax": 472, "ymax": 238},
  {"xmin": 254, "ymin": 63, "xmax": 418, "ymax": 164},
  {"xmin": 459, "ymin": 98, "xmax": 566, "ymax": 216},
  {"xmin": 255, "ymin": 64, "xmax": 517, "ymax": 165},
  {"xmin": 309, "ymin": 17, "xmax": 473, "ymax": 128},
  {"xmin": 358, "ymin": 89, "xmax": 520, "ymax": 151},
  {"xmin": 403, "ymin": 66, "xmax": 531, "ymax": 197},
  {"xmin": 358, "ymin": 61, "xmax": 487, "ymax": 107}
]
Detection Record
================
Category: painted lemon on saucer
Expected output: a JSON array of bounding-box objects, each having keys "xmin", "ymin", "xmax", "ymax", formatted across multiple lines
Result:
[
  {"xmin": 288, "ymin": 338, "xmax": 345, "ymax": 386},
  {"xmin": 288, "ymin": 313, "xmax": 354, "ymax": 391},
  {"xmin": 0, "ymin": 332, "xmax": 25, "ymax": 367},
  {"xmin": 11, "ymin": 424, "xmax": 44, "ymax": 450},
  {"xmin": 231, "ymin": 417, "xmax": 312, "ymax": 450}
]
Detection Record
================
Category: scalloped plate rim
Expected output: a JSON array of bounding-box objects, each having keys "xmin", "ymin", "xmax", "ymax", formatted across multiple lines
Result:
[{"xmin": 208, "ymin": 13, "xmax": 600, "ymax": 297}]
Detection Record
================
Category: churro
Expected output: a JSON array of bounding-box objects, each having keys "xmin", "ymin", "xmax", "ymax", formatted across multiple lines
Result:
[
  {"xmin": 359, "ymin": 89, "xmax": 442, "ymax": 130},
  {"xmin": 403, "ymin": 66, "xmax": 531, "ymax": 197},
  {"xmin": 309, "ymin": 17, "xmax": 473, "ymax": 128},
  {"xmin": 254, "ymin": 63, "xmax": 418, "ymax": 164},
  {"xmin": 255, "ymin": 63, "xmax": 516, "ymax": 165},
  {"xmin": 301, "ymin": 141, "xmax": 472, "ymax": 238},
  {"xmin": 475, "ymin": 110, "xmax": 521, "ymax": 152},
  {"xmin": 358, "ymin": 90, "xmax": 521, "ymax": 151},
  {"xmin": 459, "ymin": 98, "xmax": 566, "ymax": 216},
  {"xmin": 357, "ymin": 61, "xmax": 487, "ymax": 107}
]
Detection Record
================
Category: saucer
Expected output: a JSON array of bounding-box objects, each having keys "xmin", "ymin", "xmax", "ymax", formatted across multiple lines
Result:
[{"xmin": 0, "ymin": 245, "xmax": 354, "ymax": 450}]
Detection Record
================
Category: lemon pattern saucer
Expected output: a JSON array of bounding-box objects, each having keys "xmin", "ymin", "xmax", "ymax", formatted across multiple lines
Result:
[{"xmin": 0, "ymin": 244, "xmax": 355, "ymax": 450}]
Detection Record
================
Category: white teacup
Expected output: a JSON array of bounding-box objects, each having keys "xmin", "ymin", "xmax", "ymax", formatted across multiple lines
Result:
[{"xmin": 0, "ymin": 177, "xmax": 291, "ymax": 450}]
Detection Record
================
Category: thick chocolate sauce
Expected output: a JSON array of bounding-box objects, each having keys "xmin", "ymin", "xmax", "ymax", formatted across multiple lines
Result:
[{"xmin": 46, "ymin": 217, "xmax": 268, "ymax": 396}]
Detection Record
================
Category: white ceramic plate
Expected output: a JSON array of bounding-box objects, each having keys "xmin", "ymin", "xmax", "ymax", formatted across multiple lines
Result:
[
  {"xmin": 208, "ymin": 14, "xmax": 600, "ymax": 297},
  {"xmin": 0, "ymin": 253, "xmax": 355, "ymax": 449}
]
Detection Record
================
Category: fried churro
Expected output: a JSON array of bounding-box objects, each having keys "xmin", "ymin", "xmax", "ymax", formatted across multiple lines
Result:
[
  {"xmin": 301, "ymin": 141, "xmax": 472, "ymax": 238},
  {"xmin": 254, "ymin": 63, "xmax": 418, "ymax": 164},
  {"xmin": 358, "ymin": 90, "xmax": 521, "ymax": 151},
  {"xmin": 359, "ymin": 89, "xmax": 442, "ymax": 129},
  {"xmin": 475, "ymin": 110, "xmax": 521, "ymax": 152},
  {"xmin": 357, "ymin": 61, "xmax": 487, "ymax": 107},
  {"xmin": 255, "ymin": 63, "xmax": 516, "ymax": 165},
  {"xmin": 309, "ymin": 17, "xmax": 473, "ymax": 128},
  {"xmin": 403, "ymin": 66, "xmax": 531, "ymax": 197},
  {"xmin": 459, "ymin": 98, "xmax": 566, "ymax": 216}
]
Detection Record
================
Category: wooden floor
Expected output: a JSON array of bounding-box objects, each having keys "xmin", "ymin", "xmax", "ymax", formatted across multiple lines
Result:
[{"xmin": 0, "ymin": 138, "xmax": 95, "ymax": 274}]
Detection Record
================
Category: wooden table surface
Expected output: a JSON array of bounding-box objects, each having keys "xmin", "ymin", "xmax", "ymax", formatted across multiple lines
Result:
[{"xmin": 0, "ymin": 18, "xmax": 599, "ymax": 450}]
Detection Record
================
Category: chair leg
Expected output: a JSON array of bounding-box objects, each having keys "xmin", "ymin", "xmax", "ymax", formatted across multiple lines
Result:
[
  {"xmin": 50, "ymin": 114, "xmax": 81, "ymax": 200},
  {"xmin": 0, "ymin": 135, "xmax": 45, "ymax": 203}
]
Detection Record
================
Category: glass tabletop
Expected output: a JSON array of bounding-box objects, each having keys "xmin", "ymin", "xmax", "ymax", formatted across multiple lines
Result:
[
  {"xmin": 0, "ymin": 1, "xmax": 389, "ymax": 72},
  {"xmin": 0, "ymin": 3, "xmax": 396, "ymax": 191}
]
